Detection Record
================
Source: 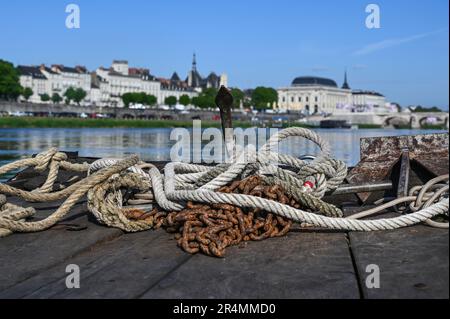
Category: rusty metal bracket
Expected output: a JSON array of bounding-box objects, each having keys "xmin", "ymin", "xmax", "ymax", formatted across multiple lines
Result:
[
  {"xmin": 328, "ymin": 181, "xmax": 393, "ymax": 196},
  {"xmin": 346, "ymin": 133, "xmax": 449, "ymax": 203},
  {"xmin": 215, "ymin": 86, "xmax": 234, "ymax": 136},
  {"xmin": 395, "ymin": 147, "xmax": 410, "ymax": 212}
]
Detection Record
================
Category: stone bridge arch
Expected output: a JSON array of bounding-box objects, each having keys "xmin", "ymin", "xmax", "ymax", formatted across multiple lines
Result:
[
  {"xmin": 412, "ymin": 113, "xmax": 449, "ymax": 129},
  {"xmin": 383, "ymin": 116, "xmax": 410, "ymax": 128}
]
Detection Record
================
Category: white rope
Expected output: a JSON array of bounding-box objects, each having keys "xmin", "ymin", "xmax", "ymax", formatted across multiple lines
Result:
[{"xmin": 87, "ymin": 127, "xmax": 449, "ymax": 232}]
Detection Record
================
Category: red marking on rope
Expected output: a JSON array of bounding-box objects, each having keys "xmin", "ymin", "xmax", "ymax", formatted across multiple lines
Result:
[{"xmin": 303, "ymin": 181, "xmax": 314, "ymax": 188}]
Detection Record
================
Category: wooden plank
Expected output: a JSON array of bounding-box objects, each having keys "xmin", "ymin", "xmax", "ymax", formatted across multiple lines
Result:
[
  {"xmin": 349, "ymin": 226, "xmax": 449, "ymax": 299},
  {"xmin": 0, "ymin": 204, "xmax": 123, "ymax": 292},
  {"xmin": 141, "ymin": 232, "xmax": 360, "ymax": 299},
  {"xmin": 0, "ymin": 230, "xmax": 190, "ymax": 299},
  {"xmin": 1, "ymin": 231, "xmax": 359, "ymax": 299}
]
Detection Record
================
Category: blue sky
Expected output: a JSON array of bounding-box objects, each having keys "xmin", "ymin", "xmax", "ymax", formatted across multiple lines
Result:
[{"xmin": 0, "ymin": 0, "xmax": 448, "ymax": 109}]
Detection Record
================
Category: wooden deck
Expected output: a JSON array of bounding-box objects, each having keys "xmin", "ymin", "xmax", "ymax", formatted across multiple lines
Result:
[{"xmin": 0, "ymin": 157, "xmax": 448, "ymax": 299}]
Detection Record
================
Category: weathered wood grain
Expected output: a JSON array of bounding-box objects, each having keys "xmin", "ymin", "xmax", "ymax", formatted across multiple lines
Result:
[
  {"xmin": 1, "ymin": 156, "xmax": 448, "ymax": 299},
  {"xmin": 141, "ymin": 232, "xmax": 360, "ymax": 299},
  {"xmin": 349, "ymin": 226, "xmax": 449, "ymax": 299},
  {"xmin": 0, "ymin": 230, "xmax": 190, "ymax": 299},
  {"xmin": 0, "ymin": 204, "xmax": 123, "ymax": 292}
]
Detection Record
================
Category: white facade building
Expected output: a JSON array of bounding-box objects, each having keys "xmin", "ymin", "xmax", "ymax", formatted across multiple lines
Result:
[
  {"xmin": 17, "ymin": 66, "xmax": 51, "ymax": 103},
  {"xmin": 95, "ymin": 61, "xmax": 197, "ymax": 107},
  {"xmin": 278, "ymin": 76, "xmax": 352, "ymax": 114},
  {"xmin": 17, "ymin": 59, "xmax": 202, "ymax": 107},
  {"xmin": 352, "ymin": 90, "xmax": 390, "ymax": 113},
  {"xmin": 277, "ymin": 74, "xmax": 394, "ymax": 114}
]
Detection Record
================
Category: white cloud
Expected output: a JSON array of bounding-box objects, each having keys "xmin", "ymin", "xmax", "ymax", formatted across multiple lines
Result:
[{"xmin": 353, "ymin": 29, "xmax": 446, "ymax": 56}]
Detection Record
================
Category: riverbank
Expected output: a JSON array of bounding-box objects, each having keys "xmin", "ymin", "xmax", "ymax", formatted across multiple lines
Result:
[
  {"xmin": 0, "ymin": 117, "xmax": 255, "ymax": 129},
  {"xmin": 0, "ymin": 116, "xmax": 447, "ymax": 130}
]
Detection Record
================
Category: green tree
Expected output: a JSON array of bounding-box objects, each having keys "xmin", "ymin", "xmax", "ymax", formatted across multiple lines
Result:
[
  {"xmin": 203, "ymin": 87, "xmax": 218, "ymax": 98},
  {"xmin": 0, "ymin": 60, "xmax": 23, "ymax": 101},
  {"xmin": 412, "ymin": 105, "xmax": 442, "ymax": 113},
  {"xmin": 144, "ymin": 94, "xmax": 157, "ymax": 106},
  {"xmin": 191, "ymin": 88, "xmax": 218, "ymax": 109},
  {"xmin": 73, "ymin": 88, "xmax": 87, "ymax": 105},
  {"xmin": 191, "ymin": 96, "xmax": 200, "ymax": 108},
  {"xmin": 179, "ymin": 94, "xmax": 191, "ymax": 106},
  {"xmin": 22, "ymin": 87, "xmax": 33, "ymax": 101},
  {"xmin": 135, "ymin": 92, "xmax": 146, "ymax": 104},
  {"xmin": 51, "ymin": 93, "xmax": 62, "ymax": 104},
  {"xmin": 122, "ymin": 92, "xmax": 134, "ymax": 107},
  {"xmin": 191, "ymin": 95, "xmax": 210, "ymax": 109},
  {"xmin": 251, "ymin": 87, "xmax": 278, "ymax": 110},
  {"xmin": 122, "ymin": 92, "xmax": 157, "ymax": 107},
  {"xmin": 64, "ymin": 87, "xmax": 76, "ymax": 104},
  {"xmin": 165, "ymin": 96, "xmax": 177, "ymax": 106},
  {"xmin": 40, "ymin": 93, "xmax": 50, "ymax": 102},
  {"xmin": 230, "ymin": 88, "xmax": 244, "ymax": 108}
]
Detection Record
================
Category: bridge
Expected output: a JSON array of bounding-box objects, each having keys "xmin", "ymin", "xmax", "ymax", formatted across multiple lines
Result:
[{"xmin": 327, "ymin": 112, "xmax": 449, "ymax": 129}]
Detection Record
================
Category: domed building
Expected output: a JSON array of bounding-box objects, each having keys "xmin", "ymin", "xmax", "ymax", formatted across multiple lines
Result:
[
  {"xmin": 277, "ymin": 73, "xmax": 352, "ymax": 114},
  {"xmin": 277, "ymin": 72, "xmax": 391, "ymax": 114}
]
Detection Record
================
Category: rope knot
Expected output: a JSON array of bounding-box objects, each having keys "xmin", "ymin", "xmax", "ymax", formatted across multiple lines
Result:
[{"xmin": 34, "ymin": 148, "xmax": 67, "ymax": 172}]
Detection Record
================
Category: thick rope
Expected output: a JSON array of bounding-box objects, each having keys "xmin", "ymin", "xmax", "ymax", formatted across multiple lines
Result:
[
  {"xmin": 87, "ymin": 127, "xmax": 448, "ymax": 232},
  {"xmin": 0, "ymin": 156, "xmax": 139, "ymax": 236},
  {"xmin": 0, "ymin": 127, "xmax": 448, "ymax": 238}
]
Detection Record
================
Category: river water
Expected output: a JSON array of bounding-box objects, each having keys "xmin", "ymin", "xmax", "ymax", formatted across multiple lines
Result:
[{"xmin": 1, "ymin": 127, "xmax": 445, "ymax": 170}]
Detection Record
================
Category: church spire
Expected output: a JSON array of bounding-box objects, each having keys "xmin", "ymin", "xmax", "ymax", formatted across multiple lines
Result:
[
  {"xmin": 192, "ymin": 53, "xmax": 197, "ymax": 72},
  {"xmin": 342, "ymin": 69, "xmax": 350, "ymax": 90}
]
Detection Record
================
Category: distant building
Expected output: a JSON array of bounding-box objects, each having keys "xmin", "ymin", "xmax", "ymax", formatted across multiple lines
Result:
[
  {"xmin": 278, "ymin": 75, "xmax": 352, "ymax": 114},
  {"xmin": 47, "ymin": 64, "xmax": 91, "ymax": 101},
  {"xmin": 277, "ymin": 72, "xmax": 393, "ymax": 114},
  {"xmin": 186, "ymin": 54, "xmax": 227, "ymax": 91},
  {"xmin": 95, "ymin": 61, "xmax": 162, "ymax": 107},
  {"xmin": 18, "ymin": 64, "xmax": 92, "ymax": 104},
  {"xmin": 17, "ymin": 65, "xmax": 50, "ymax": 103},
  {"xmin": 16, "ymin": 55, "xmax": 227, "ymax": 107},
  {"xmin": 16, "ymin": 58, "xmax": 209, "ymax": 107},
  {"xmin": 352, "ymin": 90, "xmax": 388, "ymax": 113}
]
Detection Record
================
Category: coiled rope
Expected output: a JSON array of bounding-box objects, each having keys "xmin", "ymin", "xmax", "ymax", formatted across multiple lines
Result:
[{"xmin": 0, "ymin": 128, "xmax": 448, "ymax": 239}]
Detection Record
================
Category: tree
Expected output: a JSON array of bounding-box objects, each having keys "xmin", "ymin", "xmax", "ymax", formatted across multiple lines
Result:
[
  {"xmin": 22, "ymin": 87, "xmax": 33, "ymax": 101},
  {"xmin": 73, "ymin": 88, "xmax": 87, "ymax": 105},
  {"xmin": 251, "ymin": 87, "xmax": 278, "ymax": 110},
  {"xmin": 122, "ymin": 92, "xmax": 133, "ymax": 107},
  {"xmin": 165, "ymin": 96, "xmax": 177, "ymax": 107},
  {"xmin": 121, "ymin": 92, "xmax": 157, "ymax": 107},
  {"xmin": 230, "ymin": 88, "xmax": 244, "ymax": 108},
  {"xmin": 0, "ymin": 59, "xmax": 23, "ymax": 101},
  {"xmin": 135, "ymin": 92, "xmax": 147, "ymax": 104},
  {"xmin": 144, "ymin": 94, "xmax": 157, "ymax": 106},
  {"xmin": 51, "ymin": 93, "xmax": 62, "ymax": 104},
  {"xmin": 191, "ymin": 96, "xmax": 200, "ymax": 108},
  {"xmin": 64, "ymin": 87, "xmax": 76, "ymax": 104},
  {"xmin": 40, "ymin": 93, "xmax": 50, "ymax": 102},
  {"xmin": 63, "ymin": 87, "xmax": 86, "ymax": 105},
  {"xmin": 191, "ymin": 88, "xmax": 218, "ymax": 109},
  {"xmin": 412, "ymin": 105, "xmax": 442, "ymax": 113},
  {"xmin": 179, "ymin": 94, "xmax": 191, "ymax": 106}
]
